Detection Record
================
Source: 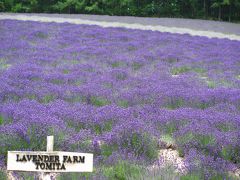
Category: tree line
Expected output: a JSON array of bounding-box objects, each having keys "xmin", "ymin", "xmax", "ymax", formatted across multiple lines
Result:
[{"xmin": 0, "ymin": 0, "xmax": 240, "ymax": 22}]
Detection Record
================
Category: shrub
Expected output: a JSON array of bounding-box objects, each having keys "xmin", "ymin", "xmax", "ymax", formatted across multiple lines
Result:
[
  {"xmin": 176, "ymin": 133, "xmax": 216, "ymax": 157},
  {"xmin": 120, "ymin": 132, "xmax": 159, "ymax": 161}
]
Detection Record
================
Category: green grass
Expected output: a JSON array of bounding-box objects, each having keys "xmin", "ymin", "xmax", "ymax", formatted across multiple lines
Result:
[
  {"xmin": 219, "ymin": 79, "xmax": 233, "ymax": 88},
  {"xmin": 127, "ymin": 46, "xmax": 137, "ymax": 51},
  {"xmin": 117, "ymin": 100, "xmax": 129, "ymax": 108},
  {"xmin": 116, "ymin": 73, "xmax": 127, "ymax": 80},
  {"xmin": 0, "ymin": 134, "xmax": 29, "ymax": 161},
  {"xmin": 197, "ymin": 101, "xmax": 213, "ymax": 109},
  {"xmin": 180, "ymin": 170, "xmax": 238, "ymax": 180},
  {"xmin": 176, "ymin": 133, "xmax": 215, "ymax": 157},
  {"xmin": 101, "ymin": 132, "xmax": 158, "ymax": 161},
  {"xmin": 103, "ymin": 161, "xmax": 187, "ymax": 180},
  {"xmin": 177, "ymin": 133, "xmax": 215, "ymax": 147},
  {"xmin": 14, "ymin": 172, "xmax": 35, "ymax": 180},
  {"xmin": 165, "ymin": 122, "xmax": 178, "ymax": 135},
  {"xmin": 0, "ymin": 58, "xmax": 11, "ymax": 70},
  {"xmin": 67, "ymin": 121, "xmax": 84, "ymax": 132},
  {"xmin": 26, "ymin": 126, "xmax": 48, "ymax": 151},
  {"xmin": 121, "ymin": 132, "xmax": 158, "ymax": 161},
  {"xmin": 165, "ymin": 98, "xmax": 185, "ymax": 109},
  {"xmin": 0, "ymin": 170, "xmax": 7, "ymax": 180},
  {"xmin": 111, "ymin": 61, "xmax": 124, "ymax": 68},
  {"xmin": 41, "ymin": 94, "xmax": 55, "ymax": 104},
  {"xmin": 0, "ymin": 63, "xmax": 11, "ymax": 70},
  {"xmin": 141, "ymin": 164, "xmax": 180, "ymax": 180},
  {"xmin": 193, "ymin": 67, "xmax": 207, "ymax": 74},
  {"xmin": 180, "ymin": 173, "xmax": 201, "ymax": 180},
  {"xmin": 93, "ymin": 120, "xmax": 113, "ymax": 135},
  {"xmin": 160, "ymin": 134, "xmax": 175, "ymax": 145},
  {"xmin": 71, "ymin": 60, "xmax": 80, "ymax": 64},
  {"xmin": 216, "ymin": 123, "xmax": 236, "ymax": 132},
  {"xmin": 159, "ymin": 119, "xmax": 188, "ymax": 137},
  {"xmin": 75, "ymin": 80, "xmax": 82, "ymax": 86},
  {"xmin": 51, "ymin": 79, "xmax": 64, "ymax": 84},
  {"xmin": 57, "ymin": 171, "xmax": 95, "ymax": 180},
  {"xmin": 27, "ymin": 94, "xmax": 37, "ymax": 100},
  {"xmin": 103, "ymin": 161, "xmax": 144, "ymax": 180},
  {"xmin": 132, "ymin": 62, "xmax": 143, "ymax": 70},
  {"xmin": 31, "ymin": 77, "xmax": 42, "ymax": 82},
  {"xmin": 101, "ymin": 144, "xmax": 118, "ymax": 157},
  {"xmin": 35, "ymin": 31, "xmax": 48, "ymax": 39},
  {"xmin": 63, "ymin": 69, "xmax": 70, "ymax": 74},
  {"xmin": 171, "ymin": 66, "xmax": 191, "ymax": 75},
  {"xmin": 0, "ymin": 115, "xmax": 4, "ymax": 125},
  {"xmin": 167, "ymin": 58, "xmax": 178, "ymax": 63},
  {"xmin": 0, "ymin": 115, "xmax": 12, "ymax": 125},
  {"xmin": 171, "ymin": 66, "xmax": 206, "ymax": 76},
  {"xmin": 206, "ymin": 80, "xmax": 216, "ymax": 88},
  {"xmin": 103, "ymin": 82, "xmax": 113, "ymax": 89},
  {"xmin": 204, "ymin": 77, "xmax": 234, "ymax": 89},
  {"xmin": 198, "ymin": 135, "xmax": 215, "ymax": 147},
  {"xmin": 221, "ymin": 146, "xmax": 240, "ymax": 164},
  {"xmin": 4, "ymin": 94, "xmax": 20, "ymax": 102},
  {"xmin": 176, "ymin": 132, "xmax": 194, "ymax": 156},
  {"xmin": 65, "ymin": 95, "xmax": 87, "ymax": 103},
  {"xmin": 90, "ymin": 96, "xmax": 110, "ymax": 107},
  {"xmin": 70, "ymin": 139, "xmax": 92, "ymax": 152}
]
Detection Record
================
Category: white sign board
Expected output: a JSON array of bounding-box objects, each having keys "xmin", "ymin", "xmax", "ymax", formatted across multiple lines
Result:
[{"xmin": 7, "ymin": 151, "xmax": 93, "ymax": 172}]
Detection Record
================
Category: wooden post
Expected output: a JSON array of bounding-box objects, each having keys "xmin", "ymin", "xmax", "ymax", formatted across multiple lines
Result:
[
  {"xmin": 47, "ymin": 136, "xmax": 54, "ymax": 152},
  {"xmin": 39, "ymin": 136, "xmax": 55, "ymax": 180},
  {"xmin": 7, "ymin": 171, "xmax": 16, "ymax": 180}
]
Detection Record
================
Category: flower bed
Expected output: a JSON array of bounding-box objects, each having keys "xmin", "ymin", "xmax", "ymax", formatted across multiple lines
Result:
[{"xmin": 0, "ymin": 20, "xmax": 240, "ymax": 179}]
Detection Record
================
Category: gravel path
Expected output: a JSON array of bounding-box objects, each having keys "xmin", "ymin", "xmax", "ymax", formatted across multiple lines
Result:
[{"xmin": 0, "ymin": 13, "xmax": 240, "ymax": 41}]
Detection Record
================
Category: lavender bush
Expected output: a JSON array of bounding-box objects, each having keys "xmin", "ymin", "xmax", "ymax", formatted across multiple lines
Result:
[{"xmin": 0, "ymin": 19, "xmax": 240, "ymax": 179}]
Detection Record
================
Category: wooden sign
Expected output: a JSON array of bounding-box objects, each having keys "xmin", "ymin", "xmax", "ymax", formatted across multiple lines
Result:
[
  {"xmin": 7, "ymin": 151, "xmax": 93, "ymax": 172},
  {"xmin": 7, "ymin": 136, "xmax": 93, "ymax": 174}
]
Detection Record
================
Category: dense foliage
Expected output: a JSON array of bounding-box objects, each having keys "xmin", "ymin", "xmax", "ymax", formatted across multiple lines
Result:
[
  {"xmin": 1, "ymin": 0, "xmax": 240, "ymax": 22},
  {"xmin": 0, "ymin": 20, "xmax": 239, "ymax": 179}
]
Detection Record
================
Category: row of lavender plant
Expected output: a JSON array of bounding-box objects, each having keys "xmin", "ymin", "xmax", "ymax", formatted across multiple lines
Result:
[{"xmin": 0, "ymin": 20, "xmax": 239, "ymax": 179}]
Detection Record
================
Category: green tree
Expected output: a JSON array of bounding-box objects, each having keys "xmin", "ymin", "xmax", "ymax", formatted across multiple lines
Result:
[
  {"xmin": 222, "ymin": 0, "xmax": 240, "ymax": 21},
  {"xmin": 211, "ymin": 0, "xmax": 225, "ymax": 20},
  {"xmin": 53, "ymin": 0, "xmax": 83, "ymax": 13}
]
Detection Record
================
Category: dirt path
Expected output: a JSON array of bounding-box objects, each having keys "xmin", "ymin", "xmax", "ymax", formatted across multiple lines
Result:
[{"xmin": 0, "ymin": 13, "xmax": 240, "ymax": 41}]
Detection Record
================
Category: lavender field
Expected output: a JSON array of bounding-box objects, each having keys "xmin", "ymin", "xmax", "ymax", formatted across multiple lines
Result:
[{"xmin": 0, "ymin": 19, "xmax": 240, "ymax": 179}]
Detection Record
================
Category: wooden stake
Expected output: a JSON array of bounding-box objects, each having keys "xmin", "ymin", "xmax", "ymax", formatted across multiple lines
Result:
[
  {"xmin": 47, "ymin": 136, "xmax": 54, "ymax": 152},
  {"xmin": 39, "ymin": 136, "xmax": 55, "ymax": 180}
]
